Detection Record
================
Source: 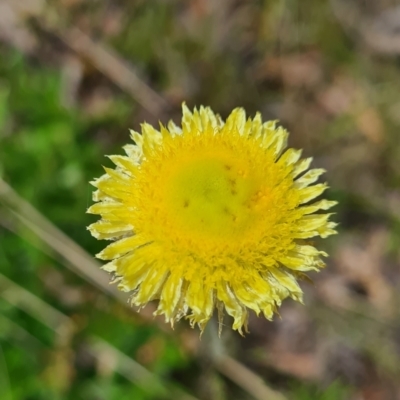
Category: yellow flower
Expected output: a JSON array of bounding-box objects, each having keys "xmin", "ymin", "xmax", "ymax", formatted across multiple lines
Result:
[{"xmin": 87, "ymin": 104, "xmax": 337, "ymax": 335}]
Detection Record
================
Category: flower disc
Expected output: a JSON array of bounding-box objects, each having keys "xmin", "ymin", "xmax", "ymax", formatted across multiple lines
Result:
[{"xmin": 88, "ymin": 104, "xmax": 337, "ymax": 334}]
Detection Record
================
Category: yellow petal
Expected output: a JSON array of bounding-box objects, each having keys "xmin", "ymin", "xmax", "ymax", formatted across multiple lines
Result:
[
  {"xmin": 129, "ymin": 129, "xmax": 143, "ymax": 149},
  {"xmin": 231, "ymin": 275, "xmax": 275, "ymax": 317},
  {"xmin": 298, "ymin": 213, "xmax": 334, "ymax": 232},
  {"xmin": 251, "ymin": 112, "xmax": 263, "ymax": 138},
  {"xmin": 108, "ymin": 155, "xmax": 138, "ymax": 175},
  {"xmin": 216, "ymin": 281, "xmax": 248, "ymax": 334},
  {"xmin": 88, "ymin": 221, "xmax": 132, "ymax": 240},
  {"xmin": 279, "ymin": 148, "xmax": 303, "ymax": 166},
  {"xmin": 96, "ymin": 235, "xmax": 148, "ymax": 260},
  {"xmin": 300, "ymin": 199, "xmax": 338, "ymax": 215},
  {"xmin": 167, "ymin": 120, "xmax": 182, "ymax": 136},
  {"xmin": 123, "ymin": 143, "xmax": 142, "ymax": 162},
  {"xmin": 156, "ymin": 274, "xmax": 184, "ymax": 322},
  {"xmin": 293, "ymin": 157, "xmax": 313, "ymax": 177},
  {"xmin": 133, "ymin": 266, "xmax": 169, "ymax": 304},
  {"xmin": 87, "ymin": 201, "xmax": 121, "ymax": 215},
  {"xmin": 268, "ymin": 268, "xmax": 303, "ymax": 303},
  {"xmin": 186, "ymin": 279, "xmax": 214, "ymax": 329},
  {"xmin": 295, "ymin": 168, "xmax": 326, "ymax": 188},
  {"xmin": 298, "ymin": 183, "xmax": 328, "ymax": 204},
  {"xmin": 225, "ymin": 108, "xmax": 246, "ymax": 135}
]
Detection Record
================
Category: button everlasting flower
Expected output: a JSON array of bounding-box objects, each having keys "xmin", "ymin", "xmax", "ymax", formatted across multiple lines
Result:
[{"xmin": 88, "ymin": 104, "xmax": 337, "ymax": 335}]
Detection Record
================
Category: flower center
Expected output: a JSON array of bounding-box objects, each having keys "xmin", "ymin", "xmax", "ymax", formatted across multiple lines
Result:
[{"xmin": 164, "ymin": 155, "xmax": 265, "ymax": 244}]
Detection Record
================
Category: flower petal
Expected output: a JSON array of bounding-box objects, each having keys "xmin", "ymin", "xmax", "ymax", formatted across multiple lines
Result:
[
  {"xmin": 133, "ymin": 266, "xmax": 169, "ymax": 304},
  {"xmin": 155, "ymin": 274, "xmax": 184, "ymax": 322},
  {"xmin": 96, "ymin": 235, "xmax": 149, "ymax": 260},
  {"xmin": 295, "ymin": 168, "xmax": 326, "ymax": 188},
  {"xmin": 186, "ymin": 279, "xmax": 214, "ymax": 330},
  {"xmin": 216, "ymin": 281, "xmax": 248, "ymax": 335}
]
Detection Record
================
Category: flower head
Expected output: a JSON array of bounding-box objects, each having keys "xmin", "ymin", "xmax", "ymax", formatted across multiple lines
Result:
[{"xmin": 88, "ymin": 104, "xmax": 337, "ymax": 335}]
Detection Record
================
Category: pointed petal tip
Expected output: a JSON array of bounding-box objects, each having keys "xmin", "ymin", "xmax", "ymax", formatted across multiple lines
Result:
[{"xmin": 182, "ymin": 102, "xmax": 191, "ymax": 115}]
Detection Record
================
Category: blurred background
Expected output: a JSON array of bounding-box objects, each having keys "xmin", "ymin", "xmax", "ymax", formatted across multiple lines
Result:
[{"xmin": 1, "ymin": 0, "xmax": 400, "ymax": 399}]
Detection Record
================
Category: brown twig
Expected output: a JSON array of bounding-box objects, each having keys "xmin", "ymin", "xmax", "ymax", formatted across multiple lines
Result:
[
  {"xmin": 59, "ymin": 27, "xmax": 170, "ymax": 116},
  {"xmin": 215, "ymin": 355, "xmax": 288, "ymax": 400}
]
